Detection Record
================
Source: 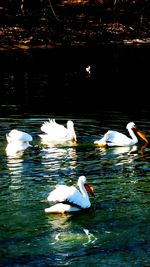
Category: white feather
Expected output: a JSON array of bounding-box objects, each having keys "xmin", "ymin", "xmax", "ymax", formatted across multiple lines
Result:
[
  {"xmin": 94, "ymin": 122, "xmax": 147, "ymax": 147},
  {"xmin": 45, "ymin": 176, "xmax": 93, "ymax": 213},
  {"xmin": 39, "ymin": 119, "xmax": 77, "ymax": 143},
  {"xmin": 6, "ymin": 129, "xmax": 32, "ymax": 156}
]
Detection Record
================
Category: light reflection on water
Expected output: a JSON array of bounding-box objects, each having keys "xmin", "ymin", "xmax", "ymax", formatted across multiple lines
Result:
[{"xmin": 0, "ymin": 115, "xmax": 149, "ymax": 266}]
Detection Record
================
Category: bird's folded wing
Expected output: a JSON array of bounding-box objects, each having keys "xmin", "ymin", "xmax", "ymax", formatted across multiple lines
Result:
[
  {"xmin": 47, "ymin": 185, "xmax": 81, "ymax": 205},
  {"xmin": 41, "ymin": 120, "xmax": 67, "ymax": 136}
]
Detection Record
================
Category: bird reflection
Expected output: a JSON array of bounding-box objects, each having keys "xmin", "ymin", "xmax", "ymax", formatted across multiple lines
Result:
[
  {"xmin": 6, "ymin": 153, "xmax": 24, "ymax": 176},
  {"xmin": 95, "ymin": 145, "xmax": 139, "ymax": 167},
  {"xmin": 5, "ymin": 129, "xmax": 33, "ymax": 157},
  {"xmin": 109, "ymin": 145, "xmax": 138, "ymax": 155},
  {"xmin": 96, "ymin": 145, "xmax": 138, "ymax": 155},
  {"xmin": 95, "ymin": 143, "xmax": 150, "ymax": 169},
  {"xmin": 6, "ymin": 149, "xmax": 24, "ymax": 158},
  {"xmin": 6, "ymin": 156, "xmax": 24, "ymax": 194},
  {"xmin": 83, "ymin": 228, "xmax": 98, "ymax": 246},
  {"xmin": 7, "ymin": 157, "xmax": 23, "ymax": 175},
  {"xmin": 46, "ymin": 214, "xmax": 97, "ymax": 246},
  {"xmin": 40, "ymin": 146, "xmax": 77, "ymax": 172},
  {"xmin": 46, "ymin": 213, "xmax": 72, "ymax": 245},
  {"xmin": 40, "ymin": 138, "xmax": 76, "ymax": 147},
  {"xmin": 96, "ymin": 143, "xmax": 148, "ymax": 156},
  {"xmin": 139, "ymin": 142, "xmax": 149, "ymax": 155},
  {"xmin": 47, "ymin": 213, "xmax": 72, "ymax": 230}
]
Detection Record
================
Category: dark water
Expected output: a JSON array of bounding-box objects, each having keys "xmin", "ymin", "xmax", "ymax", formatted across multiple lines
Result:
[
  {"xmin": 0, "ymin": 44, "xmax": 150, "ymax": 116},
  {"xmin": 0, "ymin": 114, "xmax": 150, "ymax": 266}
]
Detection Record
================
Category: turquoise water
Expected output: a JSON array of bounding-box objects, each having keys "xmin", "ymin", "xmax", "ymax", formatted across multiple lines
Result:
[{"xmin": 0, "ymin": 113, "xmax": 150, "ymax": 266}]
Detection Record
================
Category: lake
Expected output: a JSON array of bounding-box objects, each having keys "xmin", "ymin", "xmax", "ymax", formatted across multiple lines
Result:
[
  {"xmin": 0, "ymin": 44, "xmax": 150, "ymax": 266},
  {"xmin": 0, "ymin": 113, "xmax": 150, "ymax": 266}
]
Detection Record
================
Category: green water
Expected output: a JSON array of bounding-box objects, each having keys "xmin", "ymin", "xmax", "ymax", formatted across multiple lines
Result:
[{"xmin": 0, "ymin": 114, "xmax": 149, "ymax": 266}]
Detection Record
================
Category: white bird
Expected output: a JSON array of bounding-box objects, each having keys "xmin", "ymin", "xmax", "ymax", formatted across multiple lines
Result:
[
  {"xmin": 44, "ymin": 175, "xmax": 95, "ymax": 213},
  {"xmin": 6, "ymin": 129, "xmax": 33, "ymax": 156},
  {"xmin": 94, "ymin": 122, "xmax": 148, "ymax": 147},
  {"xmin": 86, "ymin": 65, "xmax": 91, "ymax": 75},
  {"xmin": 39, "ymin": 119, "xmax": 77, "ymax": 143}
]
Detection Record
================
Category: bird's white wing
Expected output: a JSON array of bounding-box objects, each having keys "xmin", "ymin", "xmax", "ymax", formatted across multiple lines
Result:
[
  {"xmin": 17, "ymin": 131, "xmax": 32, "ymax": 142},
  {"xmin": 7, "ymin": 130, "xmax": 32, "ymax": 143},
  {"xmin": 41, "ymin": 120, "xmax": 67, "ymax": 136},
  {"xmin": 105, "ymin": 130, "xmax": 131, "ymax": 145},
  {"xmin": 47, "ymin": 184, "xmax": 84, "ymax": 207}
]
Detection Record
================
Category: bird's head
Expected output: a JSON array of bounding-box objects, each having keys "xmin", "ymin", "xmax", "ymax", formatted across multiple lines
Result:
[
  {"xmin": 84, "ymin": 183, "xmax": 95, "ymax": 197},
  {"xmin": 126, "ymin": 122, "xmax": 136, "ymax": 131},
  {"xmin": 78, "ymin": 175, "xmax": 95, "ymax": 197},
  {"xmin": 126, "ymin": 122, "xmax": 149, "ymax": 143}
]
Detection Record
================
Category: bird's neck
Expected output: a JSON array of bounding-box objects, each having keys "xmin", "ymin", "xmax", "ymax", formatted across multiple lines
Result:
[
  {"xmin": 79, "ymin": 184, "xmax": 89, "ymax": 198},
  {"xmin": 129, "ymin": 129, "xmax": 138, "ymax": 142}
]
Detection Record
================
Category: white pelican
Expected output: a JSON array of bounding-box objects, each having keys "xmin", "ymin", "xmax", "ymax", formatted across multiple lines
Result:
[
  {"xmin": 39, "ymin": 119, "xmax": 77, "ymax": 143},
  {"xmin": 94, "ymin": 122, "xmax": 148, "ymax": 147},
  {"xmin": 6, "ymin": 129, "xmax": 33, "ymax": 156},
  {"xmin": 86, "ymin": 65, "xmax": 91, "ymax": 75},
  {"xmin": 44, "ymin": 175, "xmax": 95, "ymax": 213}
]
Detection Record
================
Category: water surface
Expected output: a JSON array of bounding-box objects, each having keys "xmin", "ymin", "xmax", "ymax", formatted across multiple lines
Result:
[{"xmin": 0, "ymin": 114, "xmax": 149, "ymax": 266}]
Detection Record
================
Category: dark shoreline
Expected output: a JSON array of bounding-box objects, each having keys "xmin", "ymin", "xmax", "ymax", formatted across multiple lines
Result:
[
  {"xmin": 0, "ymin": 1, "xmax": 150, "ymax": 50},
  {"xmin": 0, "ymin": 1, "xmax": 150, "ymax": 116}
]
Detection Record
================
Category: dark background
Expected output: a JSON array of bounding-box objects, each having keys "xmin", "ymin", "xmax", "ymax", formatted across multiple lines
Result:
[{"xmin": 0, "ymin": 0, "xmax": 150, "ymax": 116}]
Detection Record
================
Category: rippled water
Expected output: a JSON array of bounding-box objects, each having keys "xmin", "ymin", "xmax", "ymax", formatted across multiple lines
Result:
[{"xmin": 0, "ymin": 114, "xmax": 150, "ymax": 266}]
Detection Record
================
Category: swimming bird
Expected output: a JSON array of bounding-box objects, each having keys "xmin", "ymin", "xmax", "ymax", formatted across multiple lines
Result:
[
  {"xmin": 94, "ymin": 122, "xmax": 148, "ymax": 147},
  {"xmin": 39, "ymin": 119, "xmax": 77, "ymax": 143},
  {"xmin": 44, "ymin": 175, "xmax": 95, "ymax": 213},
  {"xmin": 86, "ymin": 65, "xmax": 91, "ymax": 75},
  {"xmin": 6, "ymin": 129, "xmax": 33, "ymax": 156}
]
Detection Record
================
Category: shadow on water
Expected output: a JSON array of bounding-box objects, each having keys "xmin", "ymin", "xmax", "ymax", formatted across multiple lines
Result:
[{"xmin": 0, "ymin": 44, "xmax": 150, "ymax": 116}]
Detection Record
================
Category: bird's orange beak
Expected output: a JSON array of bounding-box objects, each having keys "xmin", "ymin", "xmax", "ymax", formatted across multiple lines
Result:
[
  {"xmin": 134, "ymin": 128, "xmax": 149, "ymax": 143},
  {"xmin": 85, "ymin": 184, "xmax": 95, "ymax": 197}
]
